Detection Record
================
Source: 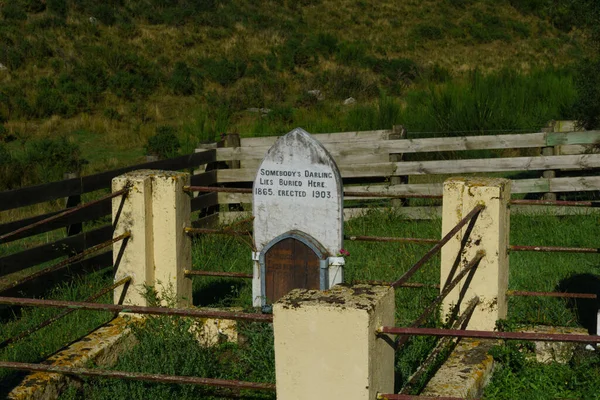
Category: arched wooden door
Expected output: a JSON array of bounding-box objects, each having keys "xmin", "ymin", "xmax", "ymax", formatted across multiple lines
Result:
[{"xmin": 264, "ymin": 237, "xmax": 321, "ymax": 304}]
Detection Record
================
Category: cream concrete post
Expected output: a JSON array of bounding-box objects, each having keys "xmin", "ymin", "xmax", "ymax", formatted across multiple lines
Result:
[
  {"xmin": 273, "ymin": 285, "xmax": 395, "ymax": 400},
  {"xmin": 112, "ymin": 170, "xmax": 192, "ymax": 307},
  {"xmin": 151, "ymin": 170, "xmax": 192, "ymax": 307},
  {"xmin": 440, "ymin": 177, "xmax": 511, "ymax": 331},
  {"xmin": 112, "ymin": 171, "xmax": 154, "ymax": 307}
]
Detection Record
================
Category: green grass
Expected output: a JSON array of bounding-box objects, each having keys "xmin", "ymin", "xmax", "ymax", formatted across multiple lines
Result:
[
  {"xmin": 0, "ymin": 210, "xmax": 576, "ymax": 398},
  {"xmin": 484, "ymin": 344, "xmax": 600, "ymax": 399},
  {"xmin": 0, "ymin": 269, "xmax": 114, "ymax": 396}
]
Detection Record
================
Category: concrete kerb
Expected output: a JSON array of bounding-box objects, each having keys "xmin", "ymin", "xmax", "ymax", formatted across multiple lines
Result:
[{"xmin": 7, "ymin": 317, "xmax": 136, "ymax": 400}]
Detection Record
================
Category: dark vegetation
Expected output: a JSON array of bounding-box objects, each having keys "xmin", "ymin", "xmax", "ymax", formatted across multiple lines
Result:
[{"xmin": 0, "ymin": 0, "xmax": 598, "ymax": 191}]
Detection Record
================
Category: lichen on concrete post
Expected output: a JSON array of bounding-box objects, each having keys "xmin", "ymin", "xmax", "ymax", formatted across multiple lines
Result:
[
  {"xmin": 440, "ymin": 177, "xmax": 511, "ymax": 331},
  {"xmin": 112, "ymin": 171, "xmax": 154, "ymax": 307},
  {"xmin": 151, "ymin": 170, "xmax": 192, "ymax": 307},
  {"xmin": 112, "ymin": 170, "xmax": 192, "ymax": 307},
  {"xmin": 273, "ymin": 284, "xmax": 395, "ymax": 400}
]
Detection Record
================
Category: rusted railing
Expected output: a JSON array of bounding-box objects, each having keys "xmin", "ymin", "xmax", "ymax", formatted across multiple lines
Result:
[
  {"xmin": 0, "ymin": 361, "xmax": 275, "ymax": 391},
  {"xmin": 395, "ymin": 251, "xmax": 485, "ymax": 348},
  {"xmin": 507, "ymin": 290, "xmax": 597, "ymax": 299},
  {"xmin": 390, "ymin": 204, "xmax": 485, "ymax": 289},
  {"xmin": 0, "ymin": 277, "xmax": 131, "ymax": 350},
  {"xmin": 0, "ymin": 187, "xmax": 129, "ymax": 244},
  {"xmin": 1, "ymin": 232, "xmax": 131, "ymax": 293},
  {"xmin": 0, "ymin": 296, "xmax": 273, "ymax": 323},
  {"xmin": 184, "ymin": 270, "xmax": 253, "ymax": 279},
  {"xmin": 378, "ymin": 326, "xmax": 600, "ymax": 343},
  {"xmin": 509, "ymin": 244, "xmax": 600, "ymax": 253}
]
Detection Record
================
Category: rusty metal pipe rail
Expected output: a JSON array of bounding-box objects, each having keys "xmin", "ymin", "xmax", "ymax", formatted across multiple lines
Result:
[
  {"xmin": 183, "ymin": 186, "xmax": 443, "ymax": 200},
  {"xmin": 1, "ymin": 232, "xmax": 130, "ymax": 293},
  {"xmin": 507, "ymin": 290, "xmax": 597, "ymax": 299},
  {"xmin": 509, "ymin": 244, "xmax": 600, "ymax": 253},
  {"xmin": 378, "ymin": 326, "xmax": 600, "ymax": 343},
  {"xmin": 395, "ymin": 251, "xmax": 485, "ymax": 348},
  {"xmin": 0, "ymin": 296, "xmax": 273, "ymax": 323},
  {"xmin": 0, "ymin": 188, "xmax": 129, "ymax": 244},
  {"xmin": 353, "ymin": 280, "xmax": 439, "ymax": 289},
  {"xmin": 398, "ymin": 297, "xmax": 480, "ymax": 396},
  {"xmin": 345, "ymin": 235, "xmax": 439, "ymax": 244},
  {"xmin": 185, "ymin": 227, "xmax": 252, "ymax": 236},
  {"xmin": 390, "ymin": 204, "xmax": 485, "ymax": 289},
  {"xmin": 0, "ymin": 277, "xmax": 132, "ymax": 350},
  {"xmin": 0, "ymin": 361, "xmax": 275, "ymax": 391},
  {"xmin": 378, "ymin": 394, "xmax": 476, "ymax": 400},
  {"xmin": 510, "ymin": 199, "xmax": 600, "ymax": 207},
  {"xmin": 184, "ymin": 270, "xmax": 253, "ymax": 279}
]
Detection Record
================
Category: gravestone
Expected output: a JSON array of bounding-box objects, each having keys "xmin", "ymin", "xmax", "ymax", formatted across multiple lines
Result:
[{"xmin": 252, "ymin": 128, "xmax": 344, "ymax": 307}]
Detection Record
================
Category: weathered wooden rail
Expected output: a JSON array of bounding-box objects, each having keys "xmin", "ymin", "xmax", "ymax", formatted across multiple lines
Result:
[
  {"xmin": 0, "ymin": 151, "xmax": 217, "ymax": 296},
  {"xmin": 195, "ymin": 123, "xmax": 600, "ymax": 222}
]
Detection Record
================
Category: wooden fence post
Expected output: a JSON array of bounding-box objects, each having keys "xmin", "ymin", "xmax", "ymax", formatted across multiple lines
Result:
[
  {"xmin": 389, "ymin": 125, "xmax": 407, "ymax": 207},
  {"xmin": 541, "ymin": 121, "xmax": 557, "ymax": 201},
  {"xmin": 63, "ymin": 172, "xmax": 82, "ymax": 237},
  {"xmin": 221, "ymin": 134, "xmax": 242, "ymax": 212}
]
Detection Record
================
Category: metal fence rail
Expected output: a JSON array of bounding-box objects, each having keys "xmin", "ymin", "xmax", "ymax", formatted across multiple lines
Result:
[
  {"xmin": 0, "ymin": 188, "xmax": 129, "ymax": 244},
  {"xmin": 395, "ymin": 252, "xmax": 485, "ymax": 349},
  {"xmin": 0, "ymin": 296, "xmax": 273, "ymax": 323},
  {"xmin": 390, "ymin": 204, "xmax": 485, "ymax": 289},
  {"xmin": 0, "ymin": 361, "xmax": 275, "ymax": 391},
  {"xmin": 0, "ymin": 277, "xmax": 131, "ymax": 350},
  {"xmin": 1, "ymin": 232, "xmax": 131, "ymax": 293},
  {"xmin": 378, "ymin": 326, "xmax": 600, "ymax": 343}
]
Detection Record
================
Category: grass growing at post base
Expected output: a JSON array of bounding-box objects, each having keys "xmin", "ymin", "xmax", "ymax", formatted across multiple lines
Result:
[
  {"xmin": 4, "ymin": 210, "xmax": 598, "ymax": 398},
  {"xmin": 0, "ymin": 269, "xmax": 114, "ymax": 396}
]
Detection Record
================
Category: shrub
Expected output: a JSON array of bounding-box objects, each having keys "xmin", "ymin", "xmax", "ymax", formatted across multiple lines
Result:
[
  {"xmin": 1, "ymin": 3, "xmax": 27, "ymax": 20},
  {"xmin": 0, "ymin": 143, "xmax": 21, "ymax": 190},
  {"xmin": 410, "ymin": 24, "xmax": 444, "ymax": 41},
  {"xmin": 34, "ymin": 78, "xmax": 71, "ymax": 117},
  {"xmin": 23, "ymin": 0, "xmax": 46, "ymax": 13},
  {"xmin": 92, "ymin": 4, "xmax": 117, "ymax": 25},
  {"xmin": 335, "ymin": 41, "xmax": 369, "ymax": 65},
  {"xmin": 168, "ymin": 62, "xmax": 195, "ymax": 95},
  {"xmin": 47, "ymin": 0, "xmax": 68, "ymax": 18},
  {"xmin": 202, "ymin": 57, "xmax": 246, "ymax": 86},
  {"xmin": 145, "ymin": 126, "xmax": 181, "ymax": 159},
  {"xmin": 108, "ymin": 67, "xmax": 159, "ymax": 100},
  {"xmin": 573, "ymin": 58, "xmax": 600, "ymax": 129},
  {"xmin": 25, "ymin": 137, "xmax": 84, "ymax": 182}
]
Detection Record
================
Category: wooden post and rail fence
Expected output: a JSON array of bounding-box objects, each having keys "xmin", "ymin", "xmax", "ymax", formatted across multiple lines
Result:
[{"xmin": 2, "ymin": 122, "xmax": 600, "ymax": 299}]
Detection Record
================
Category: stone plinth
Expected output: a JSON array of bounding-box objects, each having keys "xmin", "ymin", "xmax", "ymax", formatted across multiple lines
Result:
[{"xmin": 273, "ymin": 284, "xmax": 394, "ymax": 400}]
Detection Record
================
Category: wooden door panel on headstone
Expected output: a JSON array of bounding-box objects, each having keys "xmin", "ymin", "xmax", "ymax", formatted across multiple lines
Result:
[{"xmin": 265, "ymin": 238, "xmax": 320, "ymax": 303}]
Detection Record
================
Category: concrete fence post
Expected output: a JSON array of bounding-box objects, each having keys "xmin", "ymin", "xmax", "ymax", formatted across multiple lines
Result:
[
  {"xmin": 273, "ymin": 284, "xmax": 395, "ymax": 400},
  {"xmin": 440, "ymin": 177, "xmax": 511, "ymax": 331},
  {"xmin": 112, "ymin": 170, "xmax": 192, "ymax": 307}
]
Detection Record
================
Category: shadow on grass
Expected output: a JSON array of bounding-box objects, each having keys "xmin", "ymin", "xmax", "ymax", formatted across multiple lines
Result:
[
  {"xmin": 557, "ymin": 273, "xmax": 600, "ymax": 334},
  {"xmin": 193, "ymin": 280, "xmax": 248, "ymax": 308}
]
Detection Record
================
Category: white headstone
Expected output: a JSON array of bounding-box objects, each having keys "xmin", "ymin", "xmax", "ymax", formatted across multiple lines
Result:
[{"xmin": 252, "ymin": 128, "xmax": 344, "ymax": 307}]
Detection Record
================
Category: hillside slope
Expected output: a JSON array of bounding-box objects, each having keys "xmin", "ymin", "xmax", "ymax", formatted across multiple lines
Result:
[{"xmin": 0, "ymin": 0, "xmax": 591, "ymax": 183}]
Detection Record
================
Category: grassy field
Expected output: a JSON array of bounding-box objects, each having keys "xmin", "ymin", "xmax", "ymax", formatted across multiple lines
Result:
[{"xmin": 2, "ymin": 209, "xmax": 599, "ymax": 398}]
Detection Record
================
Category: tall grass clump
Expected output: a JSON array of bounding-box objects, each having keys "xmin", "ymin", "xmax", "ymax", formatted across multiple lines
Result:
[{"xmin": 398, "ymin": 68, "xmax": 576, "ymax": 135}]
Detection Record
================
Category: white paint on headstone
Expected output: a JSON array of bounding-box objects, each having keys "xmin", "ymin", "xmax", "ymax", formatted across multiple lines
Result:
[{"xmin": 252, "ymin": 128, "xmax": 344, "ymax": 306}]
